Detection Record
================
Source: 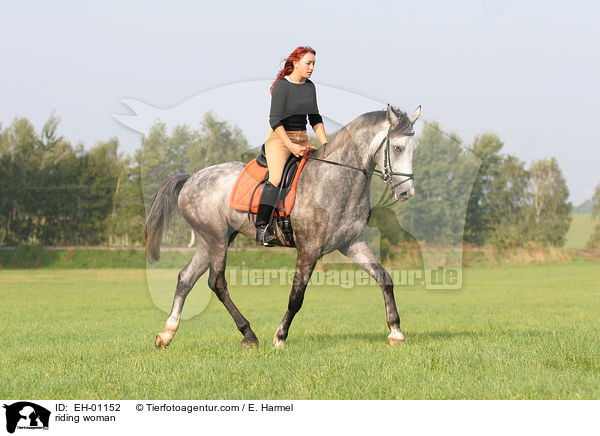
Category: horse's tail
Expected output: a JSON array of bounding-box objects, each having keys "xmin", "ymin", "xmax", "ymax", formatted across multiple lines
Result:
[{"xmin": 143, "ymin": 174, "xmax": 191, "ymax": 263}]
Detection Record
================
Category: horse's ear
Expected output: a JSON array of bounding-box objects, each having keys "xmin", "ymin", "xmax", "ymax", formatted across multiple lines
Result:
[
  {"xmin": 386, "ymin": 104, "xmax": 399, "ymax": 125},
  {"xmin": 409, "ymin": 105, "xmax": 421, "ymax": 124}
]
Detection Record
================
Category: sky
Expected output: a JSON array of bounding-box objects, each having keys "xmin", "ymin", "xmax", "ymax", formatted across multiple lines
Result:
[{"xmin": 1, "ymin": 0, "xmax": 598, "ymax": 204}]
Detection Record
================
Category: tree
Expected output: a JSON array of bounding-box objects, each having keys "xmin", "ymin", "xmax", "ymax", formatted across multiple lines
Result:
[
  {"xmin": 462, "ymin": 135, "xmax": 572, "ymax": 248},
  {"xmin": 485, "ymin": 155, "xmax": 531, "ymax": 248},
  {"xmin": 527, "ymin": 157, "xmax": 572, "ymax": 246},
  {"xmin": 75, "ymin": 138, "xmax": 126, "ymax": 245},
  {"xmin": 586, "ymin": 183, "xmax": 600, "ymax": 248},
  {"xmin": 0, "ymin": 123, "xmax": 7, "ymax": 156},
  {"xmin": 0, "ymin": 118, "xmax": 38, "ymax": 244},
  {"xmin": 187, "ymin": 110, "xmax": 248, "ymax": 171},
  {"xmin": 26, "ymin": 113, "xmax": 78, "ymax": 244},
  {"xmin": 464, "ymin": 133, "xmax": 504, "ymax": 245},
  {"xmin": 139, "ymin": 121, "xmax": 172, "ymax": 206},
  {"xmin": 111, "ymin": 151, "xmax": 145, "ymax": 245},
  {"xmin": 37, "ymin": 111, "xmax": 65, "ymax": 157}
]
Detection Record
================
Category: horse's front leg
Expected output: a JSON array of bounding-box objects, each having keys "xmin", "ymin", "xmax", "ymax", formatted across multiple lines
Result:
[
  {"xmin": 341, "ymin": 238, "xmax": 404, "ymax": 346},
  {"xmin": 273, "ymin": 249, "xmax": 319, "ymax": 349}
]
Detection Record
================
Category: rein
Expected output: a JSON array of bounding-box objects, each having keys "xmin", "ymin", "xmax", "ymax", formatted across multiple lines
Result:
[{"xmin": 307, "ymin": 126, "xmax": 415, "ymax": 189}]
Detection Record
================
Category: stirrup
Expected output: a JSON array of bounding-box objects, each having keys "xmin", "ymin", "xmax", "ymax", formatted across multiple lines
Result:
[{"xmin": 256, "ymin": 223, "xmax": 277, "ymax": 246}]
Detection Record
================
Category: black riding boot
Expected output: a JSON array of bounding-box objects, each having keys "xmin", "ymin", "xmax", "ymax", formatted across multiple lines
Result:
[{"xmin": 255, "ymin": 180, "xmax": 280, "ymax": 246}]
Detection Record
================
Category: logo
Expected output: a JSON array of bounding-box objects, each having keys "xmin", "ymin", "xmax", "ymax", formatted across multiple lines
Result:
[{"xmin": 3, "ymin": 402, "xmax": 50, "ymax": 434}]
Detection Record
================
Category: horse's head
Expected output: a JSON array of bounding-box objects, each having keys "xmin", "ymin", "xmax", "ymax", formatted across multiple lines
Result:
[{"xmin": 373, "ymin": 104, "xmax": 421, "ymax": 201}]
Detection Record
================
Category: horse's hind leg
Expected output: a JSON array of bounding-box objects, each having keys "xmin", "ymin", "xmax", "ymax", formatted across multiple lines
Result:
[
  {"xmin": 207, "ymin": 237, "xmax": 259, "ymax": 348},
  {"xmin": 341, "ymin": 238, "xmax": 404, "ymax": 346},
  {"xmin": 155, "ymin": 248, "xmax": 210, "ymax": 349}
]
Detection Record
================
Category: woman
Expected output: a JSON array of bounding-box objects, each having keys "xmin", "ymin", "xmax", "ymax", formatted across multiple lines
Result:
[{"xmin": 255, "ymin": 46, "xmax": 328, "ymax": 245}]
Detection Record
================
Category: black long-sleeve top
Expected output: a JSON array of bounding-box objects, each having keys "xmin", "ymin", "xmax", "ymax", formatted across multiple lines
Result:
[{"xmin": 269, "ymin": 77, "xmax": 323, "ymax": 131}]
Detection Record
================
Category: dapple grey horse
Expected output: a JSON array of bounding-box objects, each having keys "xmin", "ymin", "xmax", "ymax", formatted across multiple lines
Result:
[{"xmin": 145, "ymin": 104, "xmax": 421, "ymax": 349}]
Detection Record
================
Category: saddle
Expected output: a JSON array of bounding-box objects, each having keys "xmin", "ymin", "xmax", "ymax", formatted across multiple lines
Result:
[{"xmin": 229, "ymin": 144, "xmax": 315, "ymax": 247}]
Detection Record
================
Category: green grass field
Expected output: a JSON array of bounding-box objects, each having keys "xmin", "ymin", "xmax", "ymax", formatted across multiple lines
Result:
[
  {"xmin": 566, "ymin": 213, "xmax": 596, "ymax": 248},
  {"xmin": 1, "ymin": 261, "xmax": 599, "ymax": 399}
]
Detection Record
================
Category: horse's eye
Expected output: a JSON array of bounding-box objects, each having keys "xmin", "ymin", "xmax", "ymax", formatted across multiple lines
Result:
[{"xmin": 394, "ymin": 145, "xmax": 405, "ymax": 153}]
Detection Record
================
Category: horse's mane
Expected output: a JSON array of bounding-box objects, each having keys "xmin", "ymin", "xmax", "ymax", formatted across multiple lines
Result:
[{"xmin": 313, "ymin": 106, "xmax": 412, "ymax": 159}]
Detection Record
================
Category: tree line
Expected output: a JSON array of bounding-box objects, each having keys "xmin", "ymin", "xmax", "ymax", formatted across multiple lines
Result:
[
  {"xmin": 0, "ymin": 113, "xmax": 124, "ymax": 245},
  {"xmin": 362, "ymin": 121, "xmax": 574, "ymax": 259},
  {"xmin": 0, "ymin": 111, "xmax": 581, "ymax": 251},
  {"xmin": 463, "ymin": 128, "xmax": 573, "ymax": 248},
  {"xmin": 0, "ymin": 111, "xmax": 251, "ymax": 247}
]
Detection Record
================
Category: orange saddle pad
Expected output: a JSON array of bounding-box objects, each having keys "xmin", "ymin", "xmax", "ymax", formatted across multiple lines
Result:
[{"xmin": 229, "ymin": 148, "xmax": 313, "ymax": 216}]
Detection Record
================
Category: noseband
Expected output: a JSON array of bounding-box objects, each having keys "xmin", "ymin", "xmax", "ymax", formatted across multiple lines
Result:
[{"xmin": 308, "ymin": 125, "xmax": 415, "ymax": 190}]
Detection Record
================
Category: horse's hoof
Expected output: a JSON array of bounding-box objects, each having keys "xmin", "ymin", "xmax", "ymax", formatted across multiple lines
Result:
[
  {"xmin": 387, "ymin": 336, "xmax": 405, "ymax": 346},
  {"xmin": 387, "ymin": 327, "xmax": 405, "ymax": 346},
  {"xmin": 242, "ymin": 338, "xmax": 259, "ymax": 349},
  {"xmin": 155, "ymin": 332, "xmax": 172, "ymax": 349},
  {"xmin": 273, "ymin": 337, "xmax": 285, "ymax": 349}
]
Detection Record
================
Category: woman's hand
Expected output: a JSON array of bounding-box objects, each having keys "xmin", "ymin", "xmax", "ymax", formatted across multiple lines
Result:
[{"xmin": 287, "ymin": 141, "xmax": 307, "ymax": 157}]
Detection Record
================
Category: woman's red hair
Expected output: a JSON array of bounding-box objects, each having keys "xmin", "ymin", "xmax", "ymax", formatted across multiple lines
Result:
[{"xmin": 270, "ymin": 46, "xmax": 316, "ymax": 94}]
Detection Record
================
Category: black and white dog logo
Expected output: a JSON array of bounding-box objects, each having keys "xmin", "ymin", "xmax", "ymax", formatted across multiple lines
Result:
[{"xmin": 3, "ymin": 402, "xmax": 51, "ymax": 433}]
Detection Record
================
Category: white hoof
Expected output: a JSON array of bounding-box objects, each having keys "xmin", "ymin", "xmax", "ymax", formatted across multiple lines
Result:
[
  {"xmin": 155, "ymin": 332, "xmax": 173, "ymax": 349},
  {"xmin": 156, "ymin": 316, "xmax": 179, "ymax": 349},
  {"xmin": 387, "ymin": 327, "xmax": 405, "ymax": 346},
  {"xmin": 273, "ymin": 337, "xmax": 285, "ymax": 349}
]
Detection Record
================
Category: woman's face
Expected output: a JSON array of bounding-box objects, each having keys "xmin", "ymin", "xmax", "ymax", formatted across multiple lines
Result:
[{"xmin": 293, "ymin": 52, "xmax": 315, "ymax": 79}]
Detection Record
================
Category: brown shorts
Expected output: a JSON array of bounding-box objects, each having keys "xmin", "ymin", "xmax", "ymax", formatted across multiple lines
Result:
[{"xmin": 264, "ymin": 127, "xmax": 311, "ymax": 187}]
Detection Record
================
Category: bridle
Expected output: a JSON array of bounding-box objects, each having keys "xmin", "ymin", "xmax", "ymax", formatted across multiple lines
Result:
[
  {"xmin": 374, "ymin": 125, "xmax": 415, "ymax": 189},
  {"xmin": 307, "ymin": 124, "xmax": 415, "ymax": 191}
]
